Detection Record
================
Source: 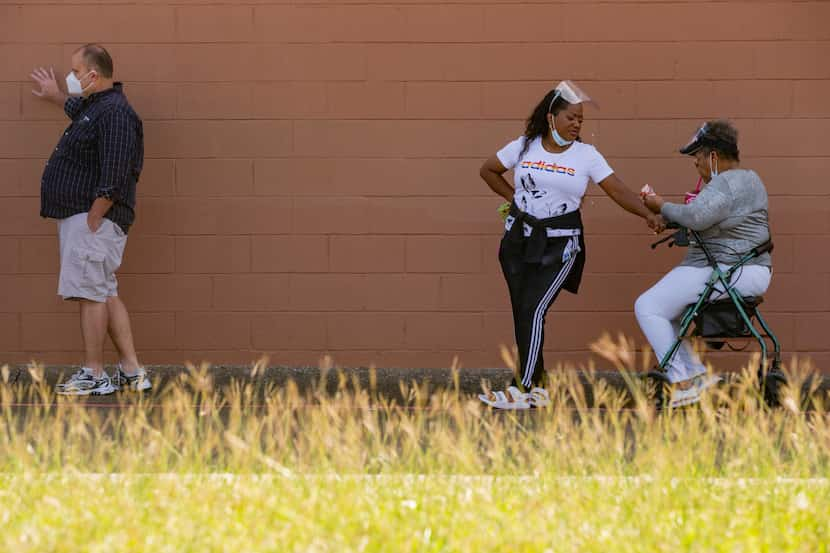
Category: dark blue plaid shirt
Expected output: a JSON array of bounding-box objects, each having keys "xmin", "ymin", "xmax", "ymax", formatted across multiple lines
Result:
[{"xmin": 40, "ymin": 83, "xmax": 143, "ymax": 233}]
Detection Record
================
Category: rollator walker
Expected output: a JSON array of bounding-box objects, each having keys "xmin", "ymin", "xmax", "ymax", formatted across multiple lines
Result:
[{"xmin": 647, "ymin": 223, "xmax": 786, "ymax": 407}]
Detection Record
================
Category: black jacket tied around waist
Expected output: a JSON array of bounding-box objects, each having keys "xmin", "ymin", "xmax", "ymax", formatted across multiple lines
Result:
[{"xmin": 503, "ymin": 203, "xmax": 586, "ymax": 294}]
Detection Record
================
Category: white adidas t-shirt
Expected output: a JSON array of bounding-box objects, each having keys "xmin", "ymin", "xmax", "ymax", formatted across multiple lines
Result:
[{"xmin": 497, "ymin": 135, "xmax": 614, "ymax": 220}]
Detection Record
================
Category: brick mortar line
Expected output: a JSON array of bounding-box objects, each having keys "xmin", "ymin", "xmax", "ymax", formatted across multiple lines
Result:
[
  {"xmin": 3, "ymin": 39, "xmax": 830, "ymax": 44},
  {"xmin": 7, "ymin": 79, "xmax": 830, "ymax": 84}
]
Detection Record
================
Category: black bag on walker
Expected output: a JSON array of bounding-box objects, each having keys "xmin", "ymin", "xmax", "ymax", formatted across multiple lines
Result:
[{"xmin": 693, "ymin": 298, "xmax": 762, "ymax": 338}]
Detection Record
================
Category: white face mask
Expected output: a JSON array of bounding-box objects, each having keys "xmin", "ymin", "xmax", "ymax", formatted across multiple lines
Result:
[
  {"xmin": 66, "ymin": 70, "xmax": 94, "ymax": 96},
  {"xmin": 708, "ymin": 152, "xmax": 719, "ymax": 178}
]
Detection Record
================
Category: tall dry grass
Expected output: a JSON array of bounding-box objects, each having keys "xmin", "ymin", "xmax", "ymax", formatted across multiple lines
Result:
[{"xmin": 0, "ymin": 339, "xmax": 828, "ymax": 551}]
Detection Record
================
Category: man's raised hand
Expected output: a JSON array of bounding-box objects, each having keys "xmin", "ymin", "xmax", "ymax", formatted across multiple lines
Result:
[{"xmin": 30, "ymin": 67, "xmax": 66, "ymax": 105}]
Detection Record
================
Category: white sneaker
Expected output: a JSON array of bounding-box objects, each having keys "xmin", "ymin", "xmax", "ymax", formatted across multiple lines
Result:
[
  {"xmin": 112, "ymin": 363, "xmax": 152, "ymax": 392},
  {"xmin": 57, "ymin": 371, "xmax": 116, "ymax": 396},
  {"xmin": 55, "ymin": 367, "xmax": 93, "ymax": 391},
  {"xmin": 479, "ymin": 386, "xmax": 531, "ymax": 409}
]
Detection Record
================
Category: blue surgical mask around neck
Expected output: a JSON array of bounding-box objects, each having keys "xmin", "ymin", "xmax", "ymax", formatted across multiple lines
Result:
[{"xmin": 551, "ymin": 126, "xmax": 573, "ymax": 147}]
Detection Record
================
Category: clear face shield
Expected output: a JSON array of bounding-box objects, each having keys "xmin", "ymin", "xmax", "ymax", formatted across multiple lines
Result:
[
  {"xmin": 547, "ymin": 80, "xmax": 599, "ymax": 145},
  {"xmin": 679, "ymin": 122, "xmax": 711, "ymax": 156},
  {"xmin": 547, "ymin": 80, "xmax": 598, "ymax": 112}
]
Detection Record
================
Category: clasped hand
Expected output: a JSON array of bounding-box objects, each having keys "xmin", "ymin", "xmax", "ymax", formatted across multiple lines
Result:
[{"xmin": 640, "ymin": 185, "xmax": 666, "ymax": 234}]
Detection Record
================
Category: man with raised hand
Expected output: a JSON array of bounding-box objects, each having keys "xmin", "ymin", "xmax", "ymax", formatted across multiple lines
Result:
[{"xmin": 30, "ymin": 44, "xmax": 150, "ymax": 395}]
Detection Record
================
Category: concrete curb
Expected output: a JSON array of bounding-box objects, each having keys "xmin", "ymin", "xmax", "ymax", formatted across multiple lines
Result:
[{"xmin": 4, "ymin": 364, "xmax": 829, "ymax": 407}]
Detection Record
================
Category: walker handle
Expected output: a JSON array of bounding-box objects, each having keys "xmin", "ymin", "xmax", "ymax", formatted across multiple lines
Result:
[
  {"xmin": 650, "ymin": 223, "xmax": 686, "ymax": 249},
  {"xmin": 753, "ymin": 241, "xmax": 774, "ymax": 256},
  {"xmin": 650, "ymin": 234, "xmax": 674, "ymax": 249}
]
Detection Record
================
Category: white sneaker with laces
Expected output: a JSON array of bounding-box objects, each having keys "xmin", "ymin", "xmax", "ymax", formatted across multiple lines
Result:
[
  {"xmin": 55, "ymin": 367, "xmax": 92, "ymax": 391},
  {"xmin": 112, "ymin": 363, "xmax": 151, "ymax": 392},
  {"xmin": 57, "ymin": 371, "xmax": 116, "ymax": 396}
]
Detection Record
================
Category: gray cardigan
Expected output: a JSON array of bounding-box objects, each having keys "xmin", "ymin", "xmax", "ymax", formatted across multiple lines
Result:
[{"xmin": 661, "ymin": 169, "xmax": 772, "ymax": 268}]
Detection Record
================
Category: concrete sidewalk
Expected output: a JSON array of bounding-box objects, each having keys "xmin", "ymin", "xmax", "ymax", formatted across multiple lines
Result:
[{"xmin": 4, "ymin": 364, "xmax": 829, "ymax": 407}]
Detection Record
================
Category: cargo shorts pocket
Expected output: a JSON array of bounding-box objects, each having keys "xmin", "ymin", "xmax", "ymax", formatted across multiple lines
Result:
[{"xmin": 71, "ymin": 246, "xmax": 107, "ymax": 295}]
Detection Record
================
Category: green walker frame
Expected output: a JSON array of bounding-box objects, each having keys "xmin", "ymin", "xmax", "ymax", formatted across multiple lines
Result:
[{"xmin": 647, "ymin": 225, "xmax": 785, "ymax": 407}]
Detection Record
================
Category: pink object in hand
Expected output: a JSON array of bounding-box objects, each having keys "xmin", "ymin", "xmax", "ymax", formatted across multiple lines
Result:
[
  {"xmin": 684, "ymin": 177, "xmax": 703, "ymax": 204},
  {"xmin": 640, "ymin": 184, "xmax": 655, "ymax": 198}
]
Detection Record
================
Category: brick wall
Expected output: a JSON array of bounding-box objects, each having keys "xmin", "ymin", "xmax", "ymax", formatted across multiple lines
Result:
[{"xmin": 0, "ymin": 1, "xmax": 828, "ymax": 370}]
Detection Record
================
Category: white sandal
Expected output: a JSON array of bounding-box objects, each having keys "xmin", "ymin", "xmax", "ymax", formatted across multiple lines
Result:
[
  {"xmin": 527, "ymin": 387, "xmax": 551, "ymax": 408},
  {"xmin": 478, "ymin": 386, "xmax": 530, "ymax": 409},
  {"xmin": 669, "ymin": 378, "xmax": 702, "ymax": 408}
]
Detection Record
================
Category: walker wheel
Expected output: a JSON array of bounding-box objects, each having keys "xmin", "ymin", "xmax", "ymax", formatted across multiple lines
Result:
[{"xmin": 761, "ymin": 369, "xmax": 786, "ymax": 408}]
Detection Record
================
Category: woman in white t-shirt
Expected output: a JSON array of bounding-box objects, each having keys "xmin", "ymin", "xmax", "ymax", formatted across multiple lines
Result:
[{"xmin": 478, "ymin": 81, "xmax": 662, "ymax": 409}]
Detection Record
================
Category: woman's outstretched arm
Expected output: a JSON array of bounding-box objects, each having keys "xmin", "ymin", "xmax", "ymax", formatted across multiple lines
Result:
[{"xmin": 598, "ymin": 173, "xmax": 664, "ymax": 231}]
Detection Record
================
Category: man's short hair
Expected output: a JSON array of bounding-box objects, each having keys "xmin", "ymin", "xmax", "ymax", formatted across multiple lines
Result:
[{"xmin": 76, "ymin": 44, "xmax": 114, "ymax": 78}]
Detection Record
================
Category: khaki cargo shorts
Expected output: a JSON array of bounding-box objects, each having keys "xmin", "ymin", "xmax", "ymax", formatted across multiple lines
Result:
[{"xmin": 57, "ymin": 213, "xmax": 127, "ymax": 303}]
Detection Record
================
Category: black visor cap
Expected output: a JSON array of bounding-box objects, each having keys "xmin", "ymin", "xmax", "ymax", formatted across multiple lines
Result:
[
  {"xmin": 679, "ymin": 124, "xmax": 709, "ymax": 155},
  {"xmin": 679, "ymin": 124, "xmax": 738, "ymax": 157},
  {"xmin": 679, "ymin": 141, "xmax": 702, "ymax": 155}
]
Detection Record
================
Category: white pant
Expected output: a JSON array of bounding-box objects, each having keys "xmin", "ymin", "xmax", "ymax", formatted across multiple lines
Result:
[{"xmin": 634, "ymin": 264, "xmax": 771, "ymax": 383}]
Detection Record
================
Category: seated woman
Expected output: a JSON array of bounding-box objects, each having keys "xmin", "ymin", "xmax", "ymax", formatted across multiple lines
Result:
[{"xmin": 637, "ymin": 120, "xmax": 773, "ymax": 407}]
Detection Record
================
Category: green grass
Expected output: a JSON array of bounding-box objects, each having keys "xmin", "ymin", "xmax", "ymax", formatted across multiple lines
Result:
[
  {"xmin": 1, "ymin": 351, "xmax": 829, "ymax": 552},
  {"xmin": 2, "ymin": 474, "xmax": 828, "ymax": 552}
]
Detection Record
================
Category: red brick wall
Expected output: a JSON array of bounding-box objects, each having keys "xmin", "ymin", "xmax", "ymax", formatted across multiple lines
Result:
[{"xmin": 1, "ymin": 1, "xmax": 828, "ymax": 370}]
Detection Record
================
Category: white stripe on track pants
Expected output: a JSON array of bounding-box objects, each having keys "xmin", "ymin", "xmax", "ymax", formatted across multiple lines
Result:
[{"xmin": 499, "ymin": 235, "xmax": 580, "ymax": 390}]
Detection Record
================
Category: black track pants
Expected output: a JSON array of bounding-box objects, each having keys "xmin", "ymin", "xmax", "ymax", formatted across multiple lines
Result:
[{"xmin": 499, "ymin": 234, "xmax": 580, "ymax": 390}]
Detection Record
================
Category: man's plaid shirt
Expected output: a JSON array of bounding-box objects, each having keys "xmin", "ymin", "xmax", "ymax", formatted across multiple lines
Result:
[{"xmin": 40, "ymin": 83, "xmax": 143, "ymax": 233}]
